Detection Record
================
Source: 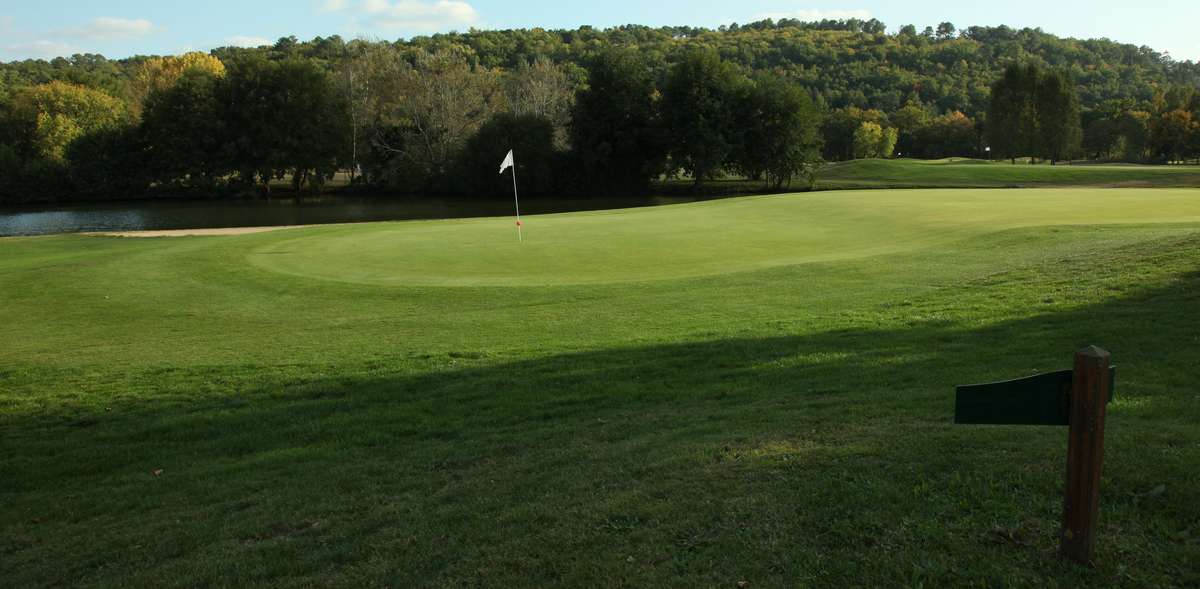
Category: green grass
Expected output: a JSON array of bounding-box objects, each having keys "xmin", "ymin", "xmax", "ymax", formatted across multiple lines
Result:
[
  {"xmin": 815, "ymin": 158, "xmax": 1200, "ymax": 190},
  {"xmin": 2, "ymin": 188, "xmax": 1199, "ymax": 586}
]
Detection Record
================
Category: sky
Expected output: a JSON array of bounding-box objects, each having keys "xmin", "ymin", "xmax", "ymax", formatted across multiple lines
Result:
[{"xmin": 1, "ymin": 0, "xmax": 1197, "ymax": 63}]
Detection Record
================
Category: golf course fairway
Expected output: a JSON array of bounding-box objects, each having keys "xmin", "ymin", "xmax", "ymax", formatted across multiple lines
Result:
[{"xmin": 2, "ymin": 187, "xmax": 1199, "ymax": 586}]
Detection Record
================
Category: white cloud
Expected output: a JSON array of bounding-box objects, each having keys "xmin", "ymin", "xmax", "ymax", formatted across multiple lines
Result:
[
  {"xmin": 752, "ymin": 9, "xmax": 873, "ymax": 22},
  {"xmin": 362, "ymin": 0, "xmax": 391, "ymax": 13},
  {"xmin": 339, "ymin": 0, "xmax": 480, "ymax": 32},
  {"xmin": 1161, "ymin": 47, "xmax": 1200, "ymax": 63},
  {"xmin": 225, "ymin": 35, "xmax": 272, "ymax": 48},
  {"xmin": 0, "ymin": 16, "xmax": 161, "ymax": 60},
  {"xmin": 4, "ymin": 40, "xmax": 77, "ymax": 58},
  {"xmin": 60, "ymin": 17, "xmax": 158, "ymax": 41}
]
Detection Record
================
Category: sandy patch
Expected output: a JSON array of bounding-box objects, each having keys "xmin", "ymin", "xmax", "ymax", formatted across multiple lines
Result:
[{"xmin": 86, "ymin": 225, "xmax": 314, "ymax": 237}]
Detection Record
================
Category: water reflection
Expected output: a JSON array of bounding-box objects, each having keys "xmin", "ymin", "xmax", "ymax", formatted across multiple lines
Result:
[{"xmin": 0, "ymin": 195, "xmax": 705, "ymax": 237}]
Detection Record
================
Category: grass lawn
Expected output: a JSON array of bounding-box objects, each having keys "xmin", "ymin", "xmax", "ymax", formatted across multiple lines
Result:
[
  {"xmin": 815, "ymin": 158, "xmax": 1200, "ymax": 190},
  {"xmin": 2, "ymin": 188, "xmax": 1199, "ymax": 586}
]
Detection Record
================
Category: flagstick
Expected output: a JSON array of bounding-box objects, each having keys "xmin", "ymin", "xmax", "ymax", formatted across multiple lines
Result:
[{"xmin": 511, "ymin": 152, "xmax": 523, "ymax": 243}]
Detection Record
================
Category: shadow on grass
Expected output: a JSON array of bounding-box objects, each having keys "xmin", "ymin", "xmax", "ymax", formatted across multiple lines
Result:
[{"xmin": 3, "ymin": 269, "xmax": 1199, "ymax": 586}]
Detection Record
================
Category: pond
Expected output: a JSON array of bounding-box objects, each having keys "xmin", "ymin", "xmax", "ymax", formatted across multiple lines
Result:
[{"xmin": 0, "ymin": 195, "xmax": 707, "ymax": 237}]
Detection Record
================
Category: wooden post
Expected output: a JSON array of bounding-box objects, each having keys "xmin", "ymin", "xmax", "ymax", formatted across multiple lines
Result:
[{"xmin": 1060, "ymin": 345, "xmax": 1112, "ymax": 565}]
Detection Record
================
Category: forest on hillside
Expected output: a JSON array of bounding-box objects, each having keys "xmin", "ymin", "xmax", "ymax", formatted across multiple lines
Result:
[{"xmin": 2, "ymin": 18, "xmax": 1199, "ymax": 203}]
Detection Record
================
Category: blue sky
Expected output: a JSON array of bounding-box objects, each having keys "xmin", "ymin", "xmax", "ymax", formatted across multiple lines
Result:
[{"xmin": 1, "ymin": 1, "xmax": 1197, "ymax": 62}]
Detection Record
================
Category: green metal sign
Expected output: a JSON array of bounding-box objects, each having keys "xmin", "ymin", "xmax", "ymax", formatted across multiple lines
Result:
[{"xmin": 955, "ymin": 367, "xmax": 1115, "ymax": 426}]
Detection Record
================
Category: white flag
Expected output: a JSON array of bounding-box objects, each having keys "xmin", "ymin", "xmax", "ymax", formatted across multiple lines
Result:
[{"xmin": 499, "ymin": 150, "xmax": 514, "ymax": 174}]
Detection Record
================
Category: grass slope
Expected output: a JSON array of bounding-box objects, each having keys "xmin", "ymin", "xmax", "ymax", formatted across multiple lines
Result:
[
  {"xmin": 2, "ymin": 188, "xmax": 1199, "ymax": 586},
  {"xmin": 816, "ymin": 159, "xmax": 1200, "ymax": 190}
]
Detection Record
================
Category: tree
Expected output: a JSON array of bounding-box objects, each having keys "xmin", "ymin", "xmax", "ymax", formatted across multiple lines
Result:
[
  {"xmin": 216, "ymin": 55, "xmax": 282, "ymax": 188},
  {"xmin": 456, "ymin": 113, "xmax": 559, "ymax": 198},
  {"xmin": 270, "ymin": 59, "xmax": 350, "ymax": 190},
  {"xmin": 1118, "ymin": 111, "xmax": 1151, "ymax": 161},
  {"xmin": 853, "ymin": 122, "xmax": 884, "ymax": 159},
  {"xmin": 661, "ymin": 48, "xmax": 747, "ymax": 187},
  {"xmin": 891, "ymin": 100, "xmax": 932, "ymax": 157},
  {"xmin": 65, "ymin": 125, "xmax": 148, "ymax": 199},
  {"xmin": 1150, "ymin": 109, "xmax": 1197, "ymax": 162},
  {"xmin": 986, "ymin": 63, "xmax": 1039, "ymax": 163},
  {"xmin": 912, "ymin": 111, "xmax": 978, "ymax": 158},
  {"xmin": 506, "ymin": 57, "xmax": 577, "ymax": 148},
  {"xmin": 731, "ymin": 74, "xmax": 823, "ymax": 189},
  {"xmin": 140, "ymin": 69, "xmax": 227, "ymax": 186},
  {"xmin": 1083, "ymin": 116, "xmax": 1120, "ymax": 160},
  {"xmin": 128, "ymin": 52, "xmax": 225, "ymax": 117},
  {"xmin": 821, "ymin": 107, "xmax": 889, "ymax": 161},
  {"xmin": 936, "ymin": 22, "xmax": 957, "ymax": 40},
  {"xmin": 569, "ymin": 49, "xmax": 666, "ymax": 196},
  {"xmin": 986, "ymin": 63, "xmax": 1081, "ymax": 163},
  {"xmin": 4, "ymin": 81, "xmax": 128, "ymax": 163},
  {"xmin": 367, "ymin": 48, "xmax": 505, "ymax": 191},
  {"xmin": 1036, "ymin": 68, "xmax": 1082, "ymax": 163},
  {"xmin": 879, "ymin": 127, "xmax": 898, "ymax": 159},
  {"xmin": 217, "ymin": 57, "xmax": 349, "ymax": 191}
]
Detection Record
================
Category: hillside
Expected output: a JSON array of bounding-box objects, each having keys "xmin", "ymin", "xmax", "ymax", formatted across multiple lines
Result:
[{"xmin": 3, "ymin": 21, "xmax": 1198, "ymax": 119}]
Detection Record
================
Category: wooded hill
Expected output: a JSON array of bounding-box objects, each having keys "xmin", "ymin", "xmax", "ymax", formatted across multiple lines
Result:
[
  {"xmin": 4, "ymin": 20, "xmax": 1195, "ymax": 121},
  {"xmin": 1, "ymin": 19, "xmax": 1198, "ymax": 203}
]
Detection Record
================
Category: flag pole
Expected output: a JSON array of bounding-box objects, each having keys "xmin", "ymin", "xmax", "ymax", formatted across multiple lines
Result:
[{"xmin": 511, "ymin": 151, "xmax": 523, "ymax": 243}]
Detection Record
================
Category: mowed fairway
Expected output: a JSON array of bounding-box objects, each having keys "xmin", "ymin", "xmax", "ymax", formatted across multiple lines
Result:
[
  {"xmin": 2, "ymin": 188, "xmax": 1200, "ymax": 586},
  {"xmin": 816, "ymin": 159, "xmax": 1200, "ymax": 190}
]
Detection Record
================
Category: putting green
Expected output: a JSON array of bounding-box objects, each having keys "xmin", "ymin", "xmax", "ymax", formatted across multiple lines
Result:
[{"xmin": 246, "ymin": 188, "xmax": 1200, "ymax": 286}]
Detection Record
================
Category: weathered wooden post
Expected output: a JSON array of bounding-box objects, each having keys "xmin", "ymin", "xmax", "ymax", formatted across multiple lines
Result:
[
  {"xmin": 1060, "ymin": 345, "xmax": 1112, "ymax": 565},
  {"xmin": 954, "ymin": 346, "xmax": 1115, "ymax": 567}
]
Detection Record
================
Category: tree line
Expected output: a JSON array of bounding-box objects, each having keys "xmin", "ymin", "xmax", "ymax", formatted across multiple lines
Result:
[
  {"xmin": 0, "ymin": 43, "xmax": 824, "ymax": 203},
  {"xmin": 1, "ymin": 19, "xmax": 1199, "ymax": 203}
]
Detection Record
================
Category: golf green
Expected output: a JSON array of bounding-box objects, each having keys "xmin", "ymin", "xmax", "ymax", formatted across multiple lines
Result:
[{"xmin": 246, "ymin": 188, "xmax": 1200, "ymax": 285}]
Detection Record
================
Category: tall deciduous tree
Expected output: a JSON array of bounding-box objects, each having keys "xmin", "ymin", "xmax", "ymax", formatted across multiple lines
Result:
[
  {"xmin": 661, "ymin": 48, "xmax": 747, "ymax": 188},
  {"xmin": 1150, "ymin": 109, "xmax": 1197, "ymax": 162},
  {"xmin": 569, "ymin": 49, "xmax": 666, "ymax": 196},
  {"xmin": 3, "ymin": 80, "xmax": 127, "ymax": 161},
  {"xmin": 986, "ymin": 63, "xmax": 1038, "ymax": 163},
  {"xmin": 369, "ymin": 48, "xmax": 505, "ymax": 190},
  {"xmin": 821, "ymin": 107, "xmax": 889, "ymax": 161},
  {"xmin": 852, "ymin": 122, "xmax": 884, "ymax": 159},
  {"xmin": 891, "ymin": 100, "xmax": 932, "ymax": 157},
  {"xmin": 216, "ymin": 57, "xmax": 348, "ymax": 191},
  {"xmin": 1036, "ymin": 68, "xmax": 1082, "ymax": 163},
  {"xmin": 506, "ymin": 57, "xmax": 578, "ymax": 148},
  {"xmin": 731, "ymin": 74, "xmax": 823, "ymax": 189},
  {"xmin": 271, "ymin": 59, "xmax": 350, "ymax": 190},
  {"xmin": 986, "ymin": 63, "xmax": 1081, "ymax": 163},
  {"xmin": 128, "ymin": 52, "xmax": 226, "ymax": 118},
  {"xmin": 912, "ymin": 111, "xmax": 979, "ymax": 158},
  {"xmin": 4, "ymin": 81, "xmax": 128, "ymax": 162},
  {"xmin": 65, "ymin": 125, "xmax": 148, "ymax": 199},
  {"xmin": 456, "ymin": 112, "xmax": 559, "ymax": 198},
  {"xmin": 141, "ymin": 69, "xmax": 226, "ymax": 186}
]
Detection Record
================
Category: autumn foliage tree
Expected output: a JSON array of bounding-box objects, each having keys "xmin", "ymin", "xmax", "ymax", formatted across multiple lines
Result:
[
  {"xmin": 3, "ymin": 81, "xmax": 128, "ymax": 162},
  {"xmin": 128, "ymin": 52, "xmax": 226, "ymax": 117}
]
